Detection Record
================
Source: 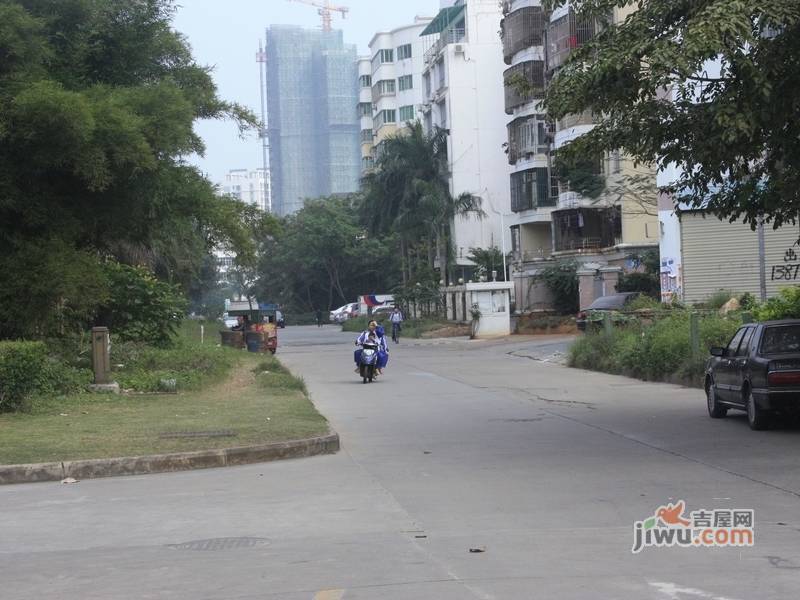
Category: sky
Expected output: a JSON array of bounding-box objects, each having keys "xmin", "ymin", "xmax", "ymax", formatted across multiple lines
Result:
[{"xmin": 173, "ymin": 0, "xmax": 439, "ymax": 185}]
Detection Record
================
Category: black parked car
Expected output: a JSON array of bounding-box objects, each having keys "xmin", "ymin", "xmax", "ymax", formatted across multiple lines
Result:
[
  {"xmin": 705, "ymin": 319, "xmax": 800, "ymax": 430},
  {"xmin": 576, "ymin": 292, "xmax": 640, "ymax": 332}
]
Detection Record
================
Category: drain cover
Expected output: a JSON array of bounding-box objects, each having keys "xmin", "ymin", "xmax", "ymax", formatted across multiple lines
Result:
[
  {"xmin": 159, "ymin": 430, "xmax": 237, "ymax": 439},
  {"xmin": 167, "ymin": 537, "xmax": 270, "ymax": 551}
]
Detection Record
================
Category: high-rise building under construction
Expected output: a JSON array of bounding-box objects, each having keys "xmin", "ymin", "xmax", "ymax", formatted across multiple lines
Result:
[{"xmin": 265, "ymin": 26, "xmax": 360, "ymax": 216}]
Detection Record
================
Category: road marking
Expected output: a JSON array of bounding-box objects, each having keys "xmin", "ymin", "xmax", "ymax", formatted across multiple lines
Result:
[
  {"xmin": 313, "ymin": 590, "xmax": 345, "ymax": 600},
  {"xmin": 649, "ymin": 582, "xmax": 741, "ymax": 600}
]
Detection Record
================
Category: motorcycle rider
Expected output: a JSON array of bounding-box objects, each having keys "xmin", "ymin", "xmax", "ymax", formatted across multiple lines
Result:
[{"xmin": 354, "ymin": 320, "xmax": 388, "ymax": 375}]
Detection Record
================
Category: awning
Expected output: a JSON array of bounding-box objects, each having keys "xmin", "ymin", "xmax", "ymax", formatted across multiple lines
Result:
[{"xmin": 420, "ymin": 4, "xmax": 466, "ymax": 36}]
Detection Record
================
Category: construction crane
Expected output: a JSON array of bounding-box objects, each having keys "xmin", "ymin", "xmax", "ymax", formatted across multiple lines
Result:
[{"xmin": 287, "ymin": 0, "xmax": 349, "ymax": 32}]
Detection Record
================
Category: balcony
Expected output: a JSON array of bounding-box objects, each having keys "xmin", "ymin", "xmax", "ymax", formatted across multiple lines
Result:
[
  {"xmin": 546, "ymin": 9, "xmax": 598, "ymax": 73},
  {"xmin": 552, "ymin": 207, "xmax": 621, "ymax": 252},
  {"xmin": 424, "ymin": 28, "xmax": 466, "ymax": 64},
  {"xmin": 557, "ymin": 110, "xmax": 595, "ymax": 131},
  {"xmin": 360, "ymin": 129, "xmax": 373, "ymax": 143},
  {"xmin": 371, "ymin": 80, "xmax": 396, "ymax": 104},
  {"xmin": 500, "ymin": 6, "xmax": 546, "ymax": 65},
  {"xmin": 510, "ymin": 167, "xmax": 557, "ymax": 212},
  {"xmin": 506, "ymin": 115, "xmax": 550, "ymax": 165},
  {"xmin": 504, "ymin": 61, "xmax": 545, "ymax": 114}
]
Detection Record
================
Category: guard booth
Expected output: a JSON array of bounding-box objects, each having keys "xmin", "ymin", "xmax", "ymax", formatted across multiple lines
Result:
[
  {"xmin": 466, "ymin": 282, "xmax": 514, "ymax": 338},
  {"xmin": 220, "ymin": 299, "xmax": 278, "ymax": 354}
]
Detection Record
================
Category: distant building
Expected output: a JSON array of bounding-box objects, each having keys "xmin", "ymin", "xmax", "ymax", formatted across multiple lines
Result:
[
  {"xmin": 265, "ymin": 26, "xmax": 360, "ymax": 216},
  {"xmin": 419, "ymin": 0, "xmax": 511, "ymax": 274},
  {"xmin": 222, "ymin": 168, "xmax": 270, "ymax": 212},
  {"xmin": 364, "ymin": 16, "xmax": 433, "ymax": 173}
]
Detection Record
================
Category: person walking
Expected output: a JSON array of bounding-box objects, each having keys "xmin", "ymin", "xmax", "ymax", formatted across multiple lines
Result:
[
  {"xmin": 315, "ymin": 308, "xmax": 323, "ymax": 327},
  {"xmin": 389, "ymin": 306, "xmax": 404, "ymax": 343}
]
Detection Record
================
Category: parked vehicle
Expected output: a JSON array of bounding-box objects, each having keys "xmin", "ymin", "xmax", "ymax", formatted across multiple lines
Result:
[
  {"xmin": 370, "ymin": 305, "xmax": 395, "ymax": 319},
  {"xmin": 705, "ymin": 319, "xmax": 800, "ymax": 430},
  {"xmin": 358, "ymin": 342, "xmax": 379, "ymax": 384},
  {"xmin": 331, "ymin": 303, "xmax": 359, "ymax": 323},
  {"xmin": 576, "ymin": 292, "xmax": 640, "ymax": 331}
]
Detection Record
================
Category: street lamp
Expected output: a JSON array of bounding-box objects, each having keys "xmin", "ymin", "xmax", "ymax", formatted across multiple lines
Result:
[{"xmin": 483, "ymin": 189, "xmax": 510, "ymax": 282}]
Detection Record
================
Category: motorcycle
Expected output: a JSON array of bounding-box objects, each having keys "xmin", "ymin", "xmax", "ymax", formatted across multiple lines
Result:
[{"xmin": 358, "ymin": 342, "xmax": 379, "ymax": 384}]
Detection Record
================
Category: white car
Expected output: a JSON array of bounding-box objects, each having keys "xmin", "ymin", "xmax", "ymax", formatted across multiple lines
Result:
[{"xmin": 330, "ymin": 303, "xmax": 359, "ymax": 323}]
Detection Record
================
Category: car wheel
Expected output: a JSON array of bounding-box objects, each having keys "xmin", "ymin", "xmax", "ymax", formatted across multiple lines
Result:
[
  {"xmin": 746, "ymin": 387, "xmax": 769, "ymax": 431},
  {"xmin": 706, "ymin": 379, "xmax": 727, "ymax": 418}
]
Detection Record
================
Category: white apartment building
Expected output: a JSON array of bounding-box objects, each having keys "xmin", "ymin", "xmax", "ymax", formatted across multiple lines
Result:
[
  {"xmin": 357, "ymin": 57, "xmax": 375, "ymax": 172},
  {"xmin": 366, "ymin": 16, "xmax": 433, "ymax": 169},
  {"xmin": 420, "ymin": 0, "xmax": 510, "ymax": 275},
  {"xmin": 222, "ymin": 168, "xmax": 271, "ymax": 212}
]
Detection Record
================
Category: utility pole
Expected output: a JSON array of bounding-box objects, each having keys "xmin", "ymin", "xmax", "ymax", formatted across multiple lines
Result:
[{"xmin": 256, "ymin": 40, "xmax": 271, "ymax": 213}]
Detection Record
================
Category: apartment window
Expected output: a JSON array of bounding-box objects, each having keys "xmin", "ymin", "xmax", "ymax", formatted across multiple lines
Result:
[
  {"xmin": 424, "ymin": 72, "xmax": 432, "ymax": 97},
  {"xmin": 358, "ymin": 102, "xmax": 373, "ymax": 117},
  {"xmin": 510, "ymin": 168, "xmax": 553, "ymax": 212},
  {"xmin": 373, "ymin": 48, "xmax": 394, "ymax": 66},
  {"xmin": 397, "ymin": 43, "xmax": 412, "ymax": 60},
  {"xmin": 360, "ymin": 128, "xmax": 373, "ymax": 142},
  {"xmin": 436, "ymin": 59, "xmax": 445, "ymax": 90},
  {"xmin": 437, "ymin": 100, "xmax": 447, "ymax": 129},
  {"xmin": 398, "ymin": 74, "xmax": 413, "ymax": 91},
  {"xmin": 375, "ymin": 109, "xmax": 397, "ymax": 129},
  {"xmin": 359, "ymin": 74, "xmax": 372, "ymax": 88},
  {"xmin": 372, "ymin": 79, "xmax": 396, "ymax": 101},
  {"xmin": 506, "ymin": 114, "xmax": 549, "ymax": 164},
  {"xmin": 398, "ymin": 105, "xmax": 415, "ymax": 122}
]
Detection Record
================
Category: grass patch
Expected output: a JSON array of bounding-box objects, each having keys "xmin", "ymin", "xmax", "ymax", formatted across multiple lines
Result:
[
  {"xmin": 342, "ymin": 316, "xmax": 452, "ymax": 338},
  {"xmin": 0, "ymin": 354, "xmax": 328, "ymax": 465}
]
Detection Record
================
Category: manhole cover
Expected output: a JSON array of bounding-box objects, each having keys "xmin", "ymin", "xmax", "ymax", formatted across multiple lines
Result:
[
  {"xmin": 159, "ymin": 430, "xmax": 238, "ymax": 439},
  {"xmin": 167, "ymin": 537, "xmax": 270, "ymax": 551}
]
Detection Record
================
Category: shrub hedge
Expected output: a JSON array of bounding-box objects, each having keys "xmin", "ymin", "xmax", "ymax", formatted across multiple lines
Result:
[
  {"xmin": 569, "ymin": 312, "xmax": 742, "ymax": 385},
  {"xmin": 0, "ymin": 341, "xmax": 92, "ymax": 412}
]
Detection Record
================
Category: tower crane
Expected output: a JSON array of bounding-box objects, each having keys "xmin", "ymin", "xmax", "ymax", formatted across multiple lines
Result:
[{"xmin": 287, "ymin": 0, "xmax": 349, "ymax": 32}]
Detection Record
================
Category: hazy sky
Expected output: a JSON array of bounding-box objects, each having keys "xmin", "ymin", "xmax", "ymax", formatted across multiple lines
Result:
[{"xmin": 173, "ymin": 0, "xmax": 438, "ymax": 185}]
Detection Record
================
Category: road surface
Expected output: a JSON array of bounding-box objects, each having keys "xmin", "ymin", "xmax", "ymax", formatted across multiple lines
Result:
[{"xmin": 1, "ymin": 326, "xmax": 798, "ymax": 599}]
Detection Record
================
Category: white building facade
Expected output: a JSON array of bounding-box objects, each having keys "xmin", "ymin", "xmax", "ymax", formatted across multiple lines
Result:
[
  {"xmin": 420, "ymin": 0, "xmax": 510, "ymax": 275},
  {"xmin": 357, "ymin": 57, "xmax": 375, "ymax": 172},
  {"xmin": 222, "ymin": 168, "xmax": 270, "ymax": 212},
  {"xmin": 366, "ymin": 17, "xmax": 433, "ymax": 170}
]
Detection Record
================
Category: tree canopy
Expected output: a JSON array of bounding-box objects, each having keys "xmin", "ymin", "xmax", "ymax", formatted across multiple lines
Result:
[
  {"xmin": 0, "ymin": 0, "xmax": 259, "ymax": 338},
  {"xmin": 361, "ymin": 122, "xmax": 484, "ymax": 285},
  {"xmin": 253, "ymin": 196, "xmax": 399, "ymax": 312},
  {"xmin": 543, "ymin": 0, "xmax": 800, "ymax": 228}
]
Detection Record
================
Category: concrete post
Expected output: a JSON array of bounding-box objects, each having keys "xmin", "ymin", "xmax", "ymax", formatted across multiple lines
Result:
[
  {"xmin": 603, "ymin": 312, "xmax": 613, "ymax": 336},
  {"xmin": 89, "ymin": 327, "xmax": 120, "ymax": 394}
]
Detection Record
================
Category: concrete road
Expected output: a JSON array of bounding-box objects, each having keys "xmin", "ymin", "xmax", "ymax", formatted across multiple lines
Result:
[{"xmin": 1, "ymin": 325, "xmax": 799, "ymax": 600}]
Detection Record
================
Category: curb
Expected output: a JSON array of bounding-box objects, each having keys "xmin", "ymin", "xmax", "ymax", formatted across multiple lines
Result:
[{"xmin": 0, "ymin": 432, "xmax": 340, "ymax": 485}]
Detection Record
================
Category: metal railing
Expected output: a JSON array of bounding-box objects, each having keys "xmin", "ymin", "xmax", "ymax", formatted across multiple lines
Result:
[{"xmin": 424, "ymin": 28, "xmax": 466, "ymax": 64}]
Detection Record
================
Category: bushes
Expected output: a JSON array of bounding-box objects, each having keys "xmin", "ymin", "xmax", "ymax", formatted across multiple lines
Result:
[
  {"xmin": 98, "ymin": 263, "xmax": 187, "ymax": 347},
  {"xmin": 569, "ymin": 312, "xmax": 742, "ymax": 385},
  {"xmin": 0, "ymin": 342, "xmax": 48, "ymax": 412},
  {"xmin": 111, "ymin": 340, "xmax": 238, "ymax": 392},
  {"xmin": 753, "ymin": 286, "xmax": 800, "ymax": 321},
  {"xmin": 537, "ymin": 260, "xmax": 580, "ymax": 314}
]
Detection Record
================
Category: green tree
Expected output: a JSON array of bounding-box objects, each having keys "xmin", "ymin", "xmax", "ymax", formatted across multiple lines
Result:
[
  {"xmin": 543, "ymin": 0, "xmax": 800, "ymax": 229},
  {"xmin": 467, "ymin": 247, "xmax": 506, "ymax": 281},
  {"xmin": 254, "ymin": 197, "xmax": 399, "ymax": 312},
  {"xmin": 361, "ymin": 123, "xmax": 484, "ymax": 283},
  {"xmin": 537, "ymin": 260, "xmax": 580, "ymax": 314},
  {"xmin": 0, "ymin": 0, "xmax": 257, "ymax": 339}
]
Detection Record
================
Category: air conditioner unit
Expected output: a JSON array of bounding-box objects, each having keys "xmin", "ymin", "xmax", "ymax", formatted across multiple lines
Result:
[{"xmin": 453, "ymin": 44, "xmax": 465, "ymax": 54}]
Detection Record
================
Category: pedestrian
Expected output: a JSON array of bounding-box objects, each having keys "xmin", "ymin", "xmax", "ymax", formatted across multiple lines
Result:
[
  {"xmin": 389, "ymin": 306, "xmax": 404, "ymax": 343},
  {"xmin": 315, "ymin": 308, "xmax": 323, "ymax": 327}
]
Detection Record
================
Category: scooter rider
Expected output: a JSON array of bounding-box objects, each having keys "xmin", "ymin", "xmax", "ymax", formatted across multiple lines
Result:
[{"xmin": 354, "ymin": 320, "xmax": 389, "ymax": 375}]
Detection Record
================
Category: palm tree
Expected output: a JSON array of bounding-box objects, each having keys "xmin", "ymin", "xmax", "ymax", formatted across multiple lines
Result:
[{"xmin": 361, "ymin": 122, "xmax": 484, "ymax": 283}]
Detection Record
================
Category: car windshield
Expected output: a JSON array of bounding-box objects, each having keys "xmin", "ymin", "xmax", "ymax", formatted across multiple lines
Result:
[
  {"xmin": 761, "ymin": 324, "xmax": 800, "ymax": 354},
  {"xmin": 588, "ymin": 294, "xmax": 633, "ymax": 310}
]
